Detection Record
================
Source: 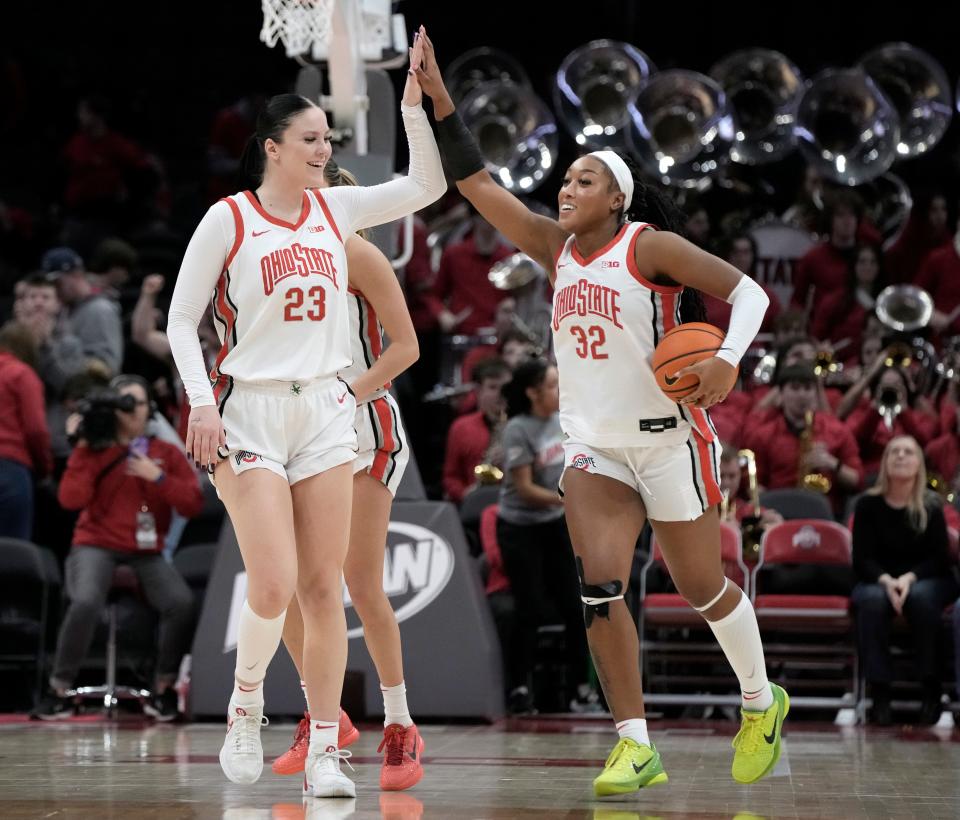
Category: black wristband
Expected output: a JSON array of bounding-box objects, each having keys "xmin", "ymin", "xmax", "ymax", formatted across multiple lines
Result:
[{"xmin": 435, "ymin": 110, "xmax": 485, "ymax": 180}]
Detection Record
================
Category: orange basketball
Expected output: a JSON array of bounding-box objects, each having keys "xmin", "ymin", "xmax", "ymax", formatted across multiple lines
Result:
[{"xmin": 652, "ymin": 322, "xmax": 731, "ymax": 399}]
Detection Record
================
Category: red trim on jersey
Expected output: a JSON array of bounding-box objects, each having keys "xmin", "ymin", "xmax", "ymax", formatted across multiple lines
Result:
[
  {"xmin": 369, "ymin": 397, "xmax": 396, "ymax": 481},
  {"xmin": 242, "ymin": 190, "xmax": 310, "ymax": 230},
  {"xmin": 688, "ymin": 406, "xmax": 715, "ymax": 442},
  {"xmin": 365, "ymin": 297, "xmax": 383, "ymax": 359},
  {"xmin": 571, "ymin": 223, "xmax": 629, "ymax": 267},
  {"xmin": 347, "ymin": 286, "xmax": 363, "ymax": 297},
  {"xmin": 659, "ymin": 291, "xmax": 679, "ymax": 333},
  {"xmin": 211, "ymin": 270, "xmax": 237, "ymax": 387},
  {"xmin": 693, "ymin": 429, "xmax": 723, "ymax": 506},
  {"xmin": 311, "ymin": 189, "xmax": 343, "ymax": 243},
  {"xmin": 221, "ymin": 197, "xmax": 245, "ymax": 269},
  {"xmin": 626, "ymin": 225, "xmax": 683, "ymax": 294}
]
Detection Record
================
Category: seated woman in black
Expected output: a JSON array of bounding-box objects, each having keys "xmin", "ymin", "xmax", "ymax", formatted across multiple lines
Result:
[{"xmin": 851, "ymin": 435, "xmax": 957, "ymax": 725}]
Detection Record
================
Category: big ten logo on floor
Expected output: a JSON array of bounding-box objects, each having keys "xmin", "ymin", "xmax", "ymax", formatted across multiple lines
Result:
[{"xmin": 222, "ymin": 522, "xmax": 455, "ymax": 652}]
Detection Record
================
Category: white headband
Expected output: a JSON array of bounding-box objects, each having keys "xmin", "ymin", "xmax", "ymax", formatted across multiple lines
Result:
[{"xmin": 588, "ymin": 150, "xmax": 634, "ymax": 212}]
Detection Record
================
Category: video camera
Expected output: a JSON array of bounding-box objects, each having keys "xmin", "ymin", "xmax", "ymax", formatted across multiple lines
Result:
[{"xmin": 73, "ymin": 389, "xmax": 138, "ymax": 450}]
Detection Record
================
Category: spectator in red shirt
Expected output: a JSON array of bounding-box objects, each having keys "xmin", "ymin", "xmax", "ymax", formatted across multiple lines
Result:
[
  {"xmin": 705, "ymin": 234, "xmax": 782, "ymax": 333},
  {"xmin": 925, "ymin": 400, "xmax": 960, "ymax": 498},
  {"xmin": 33, "ymin": 374, "xmax": 202, "ymax": 722},
  {"xmin": 791, "ymin": 190, "xmax": 862, "ymax": 316},
  {"xmin": 63, "ymin": 97, "xmax": 151, "ymax": 222},
  {"xmin": 0, "ymin": 322, "xmax": 52, "ymax": 539},
  {"xmin": 743, "ymin": 363, "xmax": 863, "ymax": 514},
  {"xmin": 207, "ymin": 93, "xmax": 264, "ymax": 202},
  {"xmin": 442, "ymin": 358, "xmax": 511, "ymax": 503},
  {"xmin": 845, "ymin": 366, "xmax": 940, "ymax": 477},
  {"xmin": 884, "ymin": 191, "xmax": 951, "ymax": 285},
  {"xmin": 432, "ymin": 211, "xmax": 512, "ymax": 336},
  {"xmin": 917, "ymin": 228, "xmax": 960, "ymax": 336},
  {"xmin": 810, "ymin": 243, "xmax": 884, "ymax": 361}
]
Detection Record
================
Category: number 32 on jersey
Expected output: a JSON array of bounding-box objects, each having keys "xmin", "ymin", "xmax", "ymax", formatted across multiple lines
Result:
[{"xmin": 570, "ymin": 325, "xmax": 607, "ymax": 359}]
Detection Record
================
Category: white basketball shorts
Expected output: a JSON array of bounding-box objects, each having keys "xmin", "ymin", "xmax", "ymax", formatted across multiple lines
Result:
[
  {"xmin": 560, "ymin": 427, "xmax": 722, "ymax": 521},
  {"xmin": 215, "ymin": 376, "xmax": 358, "ymax": 486},
  {"xmin": 353, "ymin": 393, "xmax": 409, "ymax": 497}
]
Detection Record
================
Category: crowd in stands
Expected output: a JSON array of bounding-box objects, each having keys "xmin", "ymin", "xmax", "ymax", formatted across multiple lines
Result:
[{"xmin": 1, "ymin": 92, "xmax": 959, "ymax": 725}]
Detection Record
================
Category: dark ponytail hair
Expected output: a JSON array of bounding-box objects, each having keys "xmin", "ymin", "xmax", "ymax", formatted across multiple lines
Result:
[
  {"xmin": 607, "ymin": 156, "xmax": 707, "ymax": 324},
  {"xmin": 503, "ymin": 358, "xmax": 550, "ymax": 418},
  {"xmin": 240, "ymin": 93, "xmax": 317, "ymax": 185}
]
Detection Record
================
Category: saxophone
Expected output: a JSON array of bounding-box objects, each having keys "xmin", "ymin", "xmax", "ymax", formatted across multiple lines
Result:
[
  {"xmin": 798, "ymin": 410, "xmax": 831, "ymax": 494},
  {"xmin": 738, "ymin": 449, "xmax": 764, "ymax": 560}
]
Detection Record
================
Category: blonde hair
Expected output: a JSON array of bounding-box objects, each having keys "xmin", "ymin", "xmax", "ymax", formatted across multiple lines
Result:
[
  {"xmin": 322, "ymin": 161, "xmax": 367, "ymax": 240},
  {"xmin": 867, "ymin": 435, "xmax": 929, "ymax": 531}
]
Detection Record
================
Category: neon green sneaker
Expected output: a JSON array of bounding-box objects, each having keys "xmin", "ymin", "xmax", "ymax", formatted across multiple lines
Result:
[
  {"xmin": 731, "ymin": 682, "xmax": 790, "ymax": 784},
  {"xmin": 593, "ymin": 738, "xmax": 668, "ymax": 797}
]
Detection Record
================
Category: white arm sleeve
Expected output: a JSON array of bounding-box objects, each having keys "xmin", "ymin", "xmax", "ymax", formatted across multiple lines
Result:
[
  {"xmin": 167, "ymin": 202, "xmax": 234, "ymax": 408},
  {"xmin": 715, "ymin": 275, "xmax": 770, "ymax": 368},
  {"xmin": 324, "ymin": 103, "xmax": 446, "ymax": 234}
]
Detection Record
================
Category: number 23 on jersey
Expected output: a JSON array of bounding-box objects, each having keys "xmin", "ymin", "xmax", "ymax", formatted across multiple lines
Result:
[{"xmin": 284, "ymin": 286, "xmax": 326, "ymax": 322}]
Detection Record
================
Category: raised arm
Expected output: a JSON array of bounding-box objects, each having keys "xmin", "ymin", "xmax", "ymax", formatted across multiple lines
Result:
[
  {"xmin": 413, "ymin": 27, "xmax": 568, "ymax": 276},
  {"xmin": 322, "ymin": 41, "xmax": 445, "ymax": 234}
]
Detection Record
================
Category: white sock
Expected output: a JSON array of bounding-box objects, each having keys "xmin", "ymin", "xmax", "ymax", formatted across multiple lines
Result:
[
  {"xmin": 231, "ymin": 601, "xmax": 285, "ymax": 708},
  {"xmin": 616, "ymin": 718, "xmax": 649, "ymax": 746},
  {"xmin": 308, "ymin": 719, "xmax": 339, "ymax": 756},
  {"xmin": 300, "ymin": 679, "xmax": 310, "ymax": 714},
  {"xmin": 381, "ymin": 681, "xmax": 413, "ymax": 728},
  {"xmin": 704, "ymin": 588, "xmax": 773, "ymax": 711}
]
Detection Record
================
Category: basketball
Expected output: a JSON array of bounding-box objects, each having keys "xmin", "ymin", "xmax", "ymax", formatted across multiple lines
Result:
[{"xmin": 652, "ymin": 322, "xmax": 730, "ymax": 399}]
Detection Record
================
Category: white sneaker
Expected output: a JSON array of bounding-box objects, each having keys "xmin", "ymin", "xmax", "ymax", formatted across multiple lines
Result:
[
  {"xmin": 219, "ymin": 702, "xmax": 268, "ymax": 784},
  {"xmin": 304, "ymin": 747, "xmax": 356, "ymax": 798}
]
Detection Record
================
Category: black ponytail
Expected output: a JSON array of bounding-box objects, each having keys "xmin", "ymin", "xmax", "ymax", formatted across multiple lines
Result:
[
  {"xmin": 240, "ymin": 93, "xmax": 318, "ymax": 186},
  {"xmin": 616, "ymin": 157, "xmax": 707, "ymax": 324},
  {"xmin": 503, "ymin": 358, "xmax": 550, "ymax": 418}
]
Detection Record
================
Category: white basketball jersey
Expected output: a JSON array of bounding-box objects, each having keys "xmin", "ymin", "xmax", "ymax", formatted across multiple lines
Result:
[
  {"xmin": 551, "ymin": 221, "xmax": 717, "ymax": 447},
  {"xmin": 209, "ymin": 189, "xmax": 351, "ymax": 403},
  {"xmin": 339, "ymin": 285, "xmax": 389, "ymax": 405}
]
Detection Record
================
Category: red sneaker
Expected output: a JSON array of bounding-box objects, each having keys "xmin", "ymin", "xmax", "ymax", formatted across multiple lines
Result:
[
  {"xmin": 378, "ymin": 723, "xmax": 424, "ymax": 791},
  {"xmin": 271, "ymin": 710, "xmax": 360, "ymax": 775},
  {"xmin": 339, "ymin": 707, "xmax": 360, "ymax": 748}
]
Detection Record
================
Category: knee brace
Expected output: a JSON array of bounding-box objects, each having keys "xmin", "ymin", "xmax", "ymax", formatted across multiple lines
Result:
[{"xmin": 577, "ymin": 556, "xmax": 624, "ymax": 627}]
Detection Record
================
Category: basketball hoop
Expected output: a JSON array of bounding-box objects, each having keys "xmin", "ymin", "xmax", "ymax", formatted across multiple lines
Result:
[
  {"xmin": 260, "ymin": 0, "xmax": 400, "ymax": 63},
  {"xmin": 260, "ymin": 0, "xmax": 334, "ymax": 59}
]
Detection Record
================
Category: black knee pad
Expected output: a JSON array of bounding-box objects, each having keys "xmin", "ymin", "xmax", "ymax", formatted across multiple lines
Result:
[{"xmin": 576, "ymin": 556, "xmax": 625, "ymax": 627}]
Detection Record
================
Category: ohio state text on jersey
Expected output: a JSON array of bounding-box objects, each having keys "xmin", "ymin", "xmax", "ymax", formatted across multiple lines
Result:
[{"xmin": 551, "ymin": 221, "xmax": 716, "ymax": 448}]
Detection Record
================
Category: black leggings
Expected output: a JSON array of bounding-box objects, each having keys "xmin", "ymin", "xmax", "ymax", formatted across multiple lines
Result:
[{"xmin": 496, "ymin": 515, "xmax": 589, "ymax": 693}]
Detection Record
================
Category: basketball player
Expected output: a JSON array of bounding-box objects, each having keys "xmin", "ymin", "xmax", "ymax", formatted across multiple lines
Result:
[
  {"xmin": 411, "ymin": 32, "xmax": 787, "ymax": 795},
  {"xmin": 272, "ymin": 160, "xmax": 424, "ymax": 792},
  {"xmin": 166, "ymin": 36, "xmax": 444, "ymax": 799}
]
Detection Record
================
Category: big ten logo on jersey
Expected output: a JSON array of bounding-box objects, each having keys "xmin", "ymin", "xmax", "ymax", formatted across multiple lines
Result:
[
  {"xmin": 260, "ymin": 243, "xmax": 339, "ymax": 296},
  {"xmin": 343, "ymin": 522, "xmax": 454, "ymax": 639},
  {"xmin": 553, "ymin": 277, "xmax": 623, "ymax": 360}
]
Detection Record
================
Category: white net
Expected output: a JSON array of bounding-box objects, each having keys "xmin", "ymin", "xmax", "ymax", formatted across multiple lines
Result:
[{"xmin": 260, "ymin": 0, "xmax": 335, "ymax": 59}]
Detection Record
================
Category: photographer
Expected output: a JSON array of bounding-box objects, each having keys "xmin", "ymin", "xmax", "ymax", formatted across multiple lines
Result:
[{"xmin": 33, "ymin": 375, "xmax": 203, "ymax": 721}]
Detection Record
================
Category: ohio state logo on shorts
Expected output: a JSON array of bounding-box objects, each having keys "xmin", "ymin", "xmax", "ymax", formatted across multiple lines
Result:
[
  {"xmin": 569, "ymin": 453, "xmax": 597, "ymax": 471},
  {"xmin": 235, "ymin": 451, "xmax": 262, "ymax": 466}
]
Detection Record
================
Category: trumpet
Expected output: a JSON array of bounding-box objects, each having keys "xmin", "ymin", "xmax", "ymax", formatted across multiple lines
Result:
[
  {"xmin": 814, "ymin": 350, "xmax": 842, "ymax": 378},
  {"xmin": 877, "ymin": 386, "xmax": 903, "ymax": 431},
  {"xmin": 798, "ymin": 410, "xmax": 832, "ymax": 494}
]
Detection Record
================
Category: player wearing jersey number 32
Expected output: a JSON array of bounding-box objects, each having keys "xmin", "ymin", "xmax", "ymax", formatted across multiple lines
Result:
[
  {"xmin": 414, "ymin": 31, "xmax": 788, "ymax": 794},
  {"xmin": 166, "ymin": 30, "xmax": 444, "ymax": 800}
]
